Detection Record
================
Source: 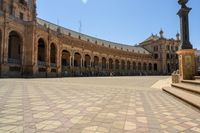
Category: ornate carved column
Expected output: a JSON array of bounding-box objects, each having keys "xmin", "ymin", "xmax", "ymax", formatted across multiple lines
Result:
[{"xmin": 177, "ymin": 0, "xmax": 196, "ymax": 80}]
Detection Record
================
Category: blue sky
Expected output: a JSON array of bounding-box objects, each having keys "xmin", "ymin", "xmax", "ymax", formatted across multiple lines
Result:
[{"xmin": 37, "ymin": 0, "xmax": 200, "ymax": 49}]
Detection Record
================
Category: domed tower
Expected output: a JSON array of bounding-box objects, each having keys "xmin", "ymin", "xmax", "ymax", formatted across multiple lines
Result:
[{"xmin": 0, "ymin": 0, "xmax": 36, "ymax": 21}]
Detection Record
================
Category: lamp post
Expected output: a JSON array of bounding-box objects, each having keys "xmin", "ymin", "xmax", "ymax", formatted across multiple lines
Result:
[{"xmin": 176, "ymin": 0, "xmax": 196, "ymax": 80}]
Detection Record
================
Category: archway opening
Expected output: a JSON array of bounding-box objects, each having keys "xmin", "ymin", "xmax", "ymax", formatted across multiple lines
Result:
[
  {"xmin": 149, "ymin": 63, "xmax": 152, "ymax": 71},
  {"xmin": 62, "ymin": 50, "xmax": 70, "ymax": 67},
  {"xmin": 93, "ymin": 56, "xmax": 99, "ymax": 68},
  {"xmin": 121, "ymin": 60, "xmax": 125, "ymax": 70},
  {"xmin": 167, "ymin": 63, "xmax": 170, "ymax": 73},
  {"xmin": 50, "ymin": 43, "xmax": 56, "ymax": 67},
  {"xmin": 115, "ymin": 59, "xmax": 119, "ymax": 70},
  {"xmin": 133, "ymin": 62, "xmax": 136, "ymax": 70},
  {"xmin": 127, "ymin": 61, "xmax": 131, "ymax": 70},
  {"xmin": 38, "ymin": 38, "xmax": 46, "ymax": 66},
  {"xmin": 8, "ymin": 31, "xmax": 22, "ymax": 64},
  {"xmin": 143, "ymin": 63, "xmax": 147, "ymax": 71},
  {"xmin": 138, "ymin": 62, "xmax": 142, "ymax": 71},
  {"xmin": 154, "ymin": 63, "xmax": 158, "ymax": 72},
  {"xmin": 84, "ymin": 54, "xmax": 91, "ymax": 68},
  {"xmin": 102, "ymin": 57, "xmax": 106, "ymax": 69},
  {"xmin": 109, "ymin": 58, "xmax": 113, "ymax": 70},
  {"xmin": 74, "ymin": 52, "xmax": 81, "ymax": 67}
]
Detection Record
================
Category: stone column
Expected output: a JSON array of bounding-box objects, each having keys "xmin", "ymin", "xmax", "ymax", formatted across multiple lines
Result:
[{"xmin": 177, "ymin": 0, "xmax": 196, "ymax": 80}]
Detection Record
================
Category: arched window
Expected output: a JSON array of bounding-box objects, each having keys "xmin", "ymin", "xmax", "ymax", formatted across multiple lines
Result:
[
  {"xmin": 8, "ymin": 31, "xmax": 22, "ymax": 64},
  {"xmin": 143, "ymin": 63, "xmax": 147, "ymax": 71},
  {"xmin": 121, "ymin": 60, "xmax": 125, "ymax": 70},
  {"xmin": 149, "ymin": 63, "xmax": 152, "ymax": 71},
  {"xmin": 62, "ymin": 50, "xmax": 70, "ymax": 67},
  {"xmin": 109, "ymin": 58, "xmax": 113, "ymax": 70},
  {"xmin": 115, "ymin": 60, "xmax": 119, "ymax": 70},
  {"xmin": 50, "ymin": 43, "xmax": 56, "ymax": 65},
  {"xmin": 127, "ymin": 61, "xmax": 131, "ymax": 70},
  {"xmin": 38, "ymin": 38, "xmax": 45, "ymax": 63},
  {"xmin": 138, "ymin": 62, "xmax": 142, "ymax": 71},
  {"xmin": 133, "ymin": 62, "xmax": 136, "ymax": 70},
  {"xmin": 154, "ymin": 54, "xmax": 159, "ymax": 59},
  {"xmin": 102, "ymin": 57, "xmax": 106, "ymax": 69},
  {"xmin": 85, "ymin": 54, "xmax": 91, "ymax": 68},
  {"xmin": 94, "ymin": 56, "xmax": 99, "ymax": 68},
  {"xmin": 74, "ymin": 52, "xmax": 81, "ymax": 67}
]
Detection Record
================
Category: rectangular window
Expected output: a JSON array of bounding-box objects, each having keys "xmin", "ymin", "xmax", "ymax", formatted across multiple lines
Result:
[{"xmin": 20, "ymin": 12, "xmax": 24, "ymax": 20}]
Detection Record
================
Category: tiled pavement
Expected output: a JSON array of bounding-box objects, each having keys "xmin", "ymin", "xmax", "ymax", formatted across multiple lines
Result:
[{"xmin": 0, "ymin": 76, "xmax": 199, "ymax": 133}]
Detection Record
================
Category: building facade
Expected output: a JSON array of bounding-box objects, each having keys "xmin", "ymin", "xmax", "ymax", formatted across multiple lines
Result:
[{"xmin": 0, "ymin": 0, "xmax": 180, "ymax": 78}]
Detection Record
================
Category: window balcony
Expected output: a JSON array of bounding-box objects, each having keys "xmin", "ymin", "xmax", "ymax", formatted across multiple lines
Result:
[
  {"xmin": 51, "ymin": 63, "xmax": 57, "ymax": 68},
  {"xmin": 38, "ymin": 61, "xmax": 46, "ymax": 67},
  {"xmin": 8, "ymin": 58, "xmax": 21, "ymax": 65}
]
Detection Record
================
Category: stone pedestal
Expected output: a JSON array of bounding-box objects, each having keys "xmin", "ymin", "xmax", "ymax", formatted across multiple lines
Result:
[{"xmin": 177, "ymin": 49, "xmax": 196, "ymax": 80}]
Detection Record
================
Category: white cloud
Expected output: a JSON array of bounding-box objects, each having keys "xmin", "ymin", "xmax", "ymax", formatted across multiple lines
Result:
[{"xmin": 82, "ymin": 0, "xmax": 88, "ymax": 4}]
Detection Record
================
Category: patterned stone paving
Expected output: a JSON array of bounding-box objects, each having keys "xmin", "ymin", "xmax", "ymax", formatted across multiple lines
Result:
[{"xmin": 0, "ymin": 76, "xmax": 199, "ymax": 133}]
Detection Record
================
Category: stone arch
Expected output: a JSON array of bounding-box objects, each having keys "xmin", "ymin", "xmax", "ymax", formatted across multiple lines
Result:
[
  {"xmin": 8, "ymin": 31, "xmax": 23, "ymax": 64},
  {"xmin": 102, "ymin": 57, "xmax": 106, "ymax": 69},
  {"xmin": 133, "ymin": 62, "xmax": 136, "ymax": 70},
  {"xmin": 109, "ymin": 58, "xmax": 113, "ymax": 70},
  {"xmin": 74, "ymin": 52, "xmax": 81, "ymax": 67},
  {"xmin": 127, "ymin": 61, "xmax": 131, "ymax": 70},
  {"xmin": 138, "ymin": 62, "xmax": 142, "ymax": 71},
  {"xmin": 115, "ymin": 59, "xmax": 120, "ymax": 70},
  {"xmin": 37, "ymin": 38, "xmax": 46, "ymax": 65},
  {"xmin": 154, "ymin": 63, "xmax": 158, "ymax": 71},
  {"xmin": 62, "ymin": 50, "xmax": 70, "ymax": 67},
  {"xmin": 143, "ymin": 62, "xmax": 147, "ymax": 71},
  {"xmin": 121, "ymin": 60, "xmax": 125, "ymax": 70},
  {"xmin": 93, "ymin": 56, "xmax": 99, "ymax": 68},
  {"xmin": 149, "ymin": 63, "xmax": 152, "ymax": 71},
  {"xmin": 50, "ymin": 43, "xmax": 56, "ymax": 66},
  {"xmin": 84, "ymin": 54, "xmax": 91, "ymax": 68}
]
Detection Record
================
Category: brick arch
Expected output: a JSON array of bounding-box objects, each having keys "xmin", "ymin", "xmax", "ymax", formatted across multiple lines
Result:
[
  {"xmin": 37, "ymin": 38, "xmax": 46, "ymax": 64},
  {"xmin": 50, "ymin": 43, "xmax": 57, "ymax": 65},
  {"xmin": 84, "ymin": 54, "xmax": 91, "ymax": 68},
  {"xmin": 109, "ymin": 58, "xmax": 114, "ymax": 70},
  {"xmin": 127, "ymin": 60, "xmax": 131, "ymax": 70},
  {"xmin": 8, "ymin": 30, "xmax": 23, "ymax": 65},
  {"xmin": 62, "ymin": 50, "xmax": 71, "ymax": 67}
]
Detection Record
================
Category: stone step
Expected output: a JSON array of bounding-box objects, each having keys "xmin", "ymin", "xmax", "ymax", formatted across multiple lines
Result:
[
  {"xmin": 162, "ymin": 87, "xmax": 200, "ymax": 109},
  {"xmin": 171, "ymin": 83, "xmax": 200, "ymax": 95},
  {"xmin": 195, "ymin": 76, "xmax": 200, "ymax": 80},
  {"xmin": 182, "ymin": 80, "xmax": 200, "ymax": 85}
]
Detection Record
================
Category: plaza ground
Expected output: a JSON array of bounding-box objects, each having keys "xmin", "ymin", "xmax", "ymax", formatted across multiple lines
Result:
[{"xmin": 0, "ymin": 76, "xmax": 200, "ymax": 133}]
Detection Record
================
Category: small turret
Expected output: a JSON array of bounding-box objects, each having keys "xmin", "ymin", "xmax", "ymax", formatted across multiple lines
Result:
[
  {"xmin": 159, "ymin": 29, "xmax": 164, "ymax": 38},
  {"xmin": 176, "ymin": 32, "xmax": 180, "ymax": 41}
]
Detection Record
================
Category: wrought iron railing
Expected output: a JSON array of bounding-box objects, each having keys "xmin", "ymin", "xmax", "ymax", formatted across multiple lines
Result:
[
  {"xmin": 51, "ymin": 63, "xmax": 57, "ymax": 68},
  {"xmin": 38, "ymin": 61, "xmax": 46, "ymax": 67},
  {"xmin": 8, "ymin": 58, "xmax": 21, "ymax": 65}
]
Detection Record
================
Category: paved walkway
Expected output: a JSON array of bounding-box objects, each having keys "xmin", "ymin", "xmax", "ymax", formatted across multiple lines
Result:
[{"xmin": 0, "ymin": 76, "xmax": 200, "ymax": 133}]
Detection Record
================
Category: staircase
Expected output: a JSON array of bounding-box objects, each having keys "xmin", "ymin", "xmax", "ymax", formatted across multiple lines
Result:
[{"xmin": 162, "ymin": 76, "xmax": 200, "ymax": 109}]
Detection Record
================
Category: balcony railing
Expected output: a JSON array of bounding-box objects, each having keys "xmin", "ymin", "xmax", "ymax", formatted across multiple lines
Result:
[
  {"xmin": 38, "ymin": 61, "xmax": 46, "ymax": 67},
  {"xmin": 8, "ymin": 58, "xmax": 21, "ymax": 65},
  {"xmin": 51, "ymin": 63, "xmax": 57, "ymax": 68}
]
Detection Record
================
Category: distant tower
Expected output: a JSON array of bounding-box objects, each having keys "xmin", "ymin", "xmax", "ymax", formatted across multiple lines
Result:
[
  {"xmin": 176, "ymin": 32, "xmax": 180, "ymax": 41},
  {"xmin": 159, "ymin": 29, "xmax": 164, "ymax": 38},
  {"xmin": 0, "ymin": 0, "xmax": 36, "ymax": 21}
]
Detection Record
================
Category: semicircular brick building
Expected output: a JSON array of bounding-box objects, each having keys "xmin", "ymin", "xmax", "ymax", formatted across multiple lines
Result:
[{"xmin": 0, "ymin": 0, "xmax": 180, "ymax": 77}]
